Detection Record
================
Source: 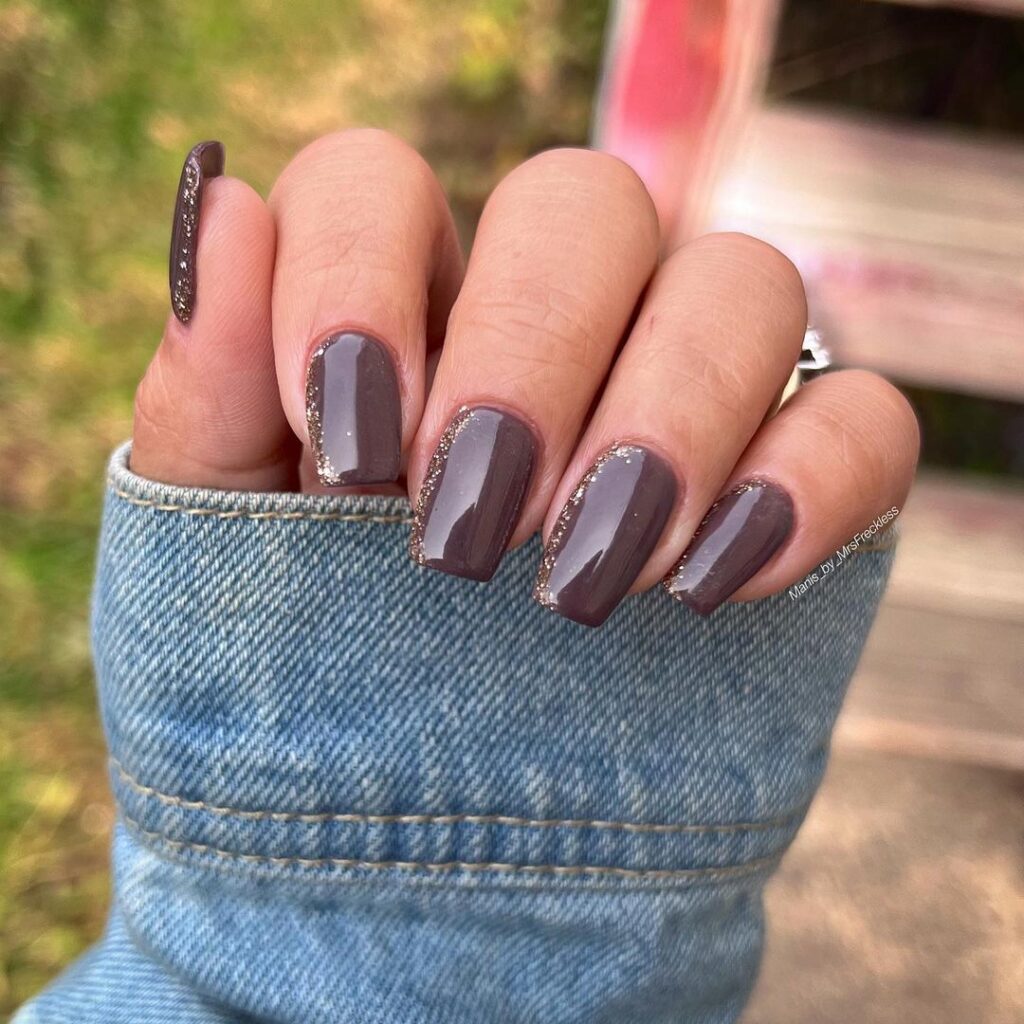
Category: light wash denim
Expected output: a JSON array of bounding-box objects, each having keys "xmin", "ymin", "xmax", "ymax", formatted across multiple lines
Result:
[{"xmin": 17, "ymin": 442, "xmax": 896, "ymax": 1023}]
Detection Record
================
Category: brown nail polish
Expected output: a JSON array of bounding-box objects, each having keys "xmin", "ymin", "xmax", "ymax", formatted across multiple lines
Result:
[
  {"xmin": 411, "ymin": 407, "xmax": 537, "ymax": 582},
  {"xmin": 534, "ymin": 445, "xmax": 677, "ymax": 628},
  {"xmin": 664, "ymin": 479, "xmax": 794, "ymax": 615},
  {"xmin": 169, "ymin": 140, "xmax": 225, "ymax": 324},
  {"xmin": 306, "ymin": 332, "xmax": 402, "ymax": 487}
]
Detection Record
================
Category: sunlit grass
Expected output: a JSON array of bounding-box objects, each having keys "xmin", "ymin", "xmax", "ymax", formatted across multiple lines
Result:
[{"xmin": 0, "ymin": 0, "xmax": 606, "ymax": 1010}]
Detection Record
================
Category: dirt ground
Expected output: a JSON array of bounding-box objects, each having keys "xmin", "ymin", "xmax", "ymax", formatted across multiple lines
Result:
[{"xmin": 746, "ymin": 751, "xmax": 1024, "ymax": 1023}]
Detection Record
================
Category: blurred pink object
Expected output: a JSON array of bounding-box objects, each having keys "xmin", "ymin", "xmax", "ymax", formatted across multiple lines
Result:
[{"xmin": 594, "ymin": 0, "xmax": 780, "ymax": 245}]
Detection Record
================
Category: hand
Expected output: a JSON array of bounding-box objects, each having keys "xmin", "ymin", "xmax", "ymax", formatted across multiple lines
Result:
[{"xmin": 132, "ymin": 131, "xmax": 919, "ymax": 626}]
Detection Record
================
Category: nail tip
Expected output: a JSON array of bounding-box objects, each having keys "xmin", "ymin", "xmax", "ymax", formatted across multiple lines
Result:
[
  {"xmin": 532, "ymin": 589, "xmax": 607, "ymax": 628},
  {"xmin": 416, "ymin": 555, "xmax": 499, "ymax": 583},
  {"xmin": 410, "ymin": 513, "xmax": 501, "ymax": 581},
  {"xmin": 668, "ymin": 590, "xmax": 722, "ymax": 617},
  {"xmin": 316, "ymin": 466, "xmax": 400, "ymax": 488}
]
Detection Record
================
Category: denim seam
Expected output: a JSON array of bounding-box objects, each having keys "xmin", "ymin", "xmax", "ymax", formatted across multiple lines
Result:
[
  {"xmin": 108, "ymin": 485, "xmax": 412, "ymax": 524},
  {"xmin": 120, "ymin": 814, "xmax": 780, "ymax": 881},
  {"xmin": 111, "ymin": 758, "xmax": 804, "ymax": 834},
  {"xmin": 105, "ymin": 477, "xmax": 896, "ymax": 554}
]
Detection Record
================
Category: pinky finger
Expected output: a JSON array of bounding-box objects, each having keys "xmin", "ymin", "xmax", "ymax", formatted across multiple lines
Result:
[{"xmin": 664, "ymin": 370, "xmax": 920, "ymax": 614}]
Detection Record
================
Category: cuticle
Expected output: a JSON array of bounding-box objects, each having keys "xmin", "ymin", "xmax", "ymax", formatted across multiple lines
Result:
[
  {"xmin": 719, "ymin": 476, "xmax": 798, "ymax": 541},
  {"xmin": 305, "ymin": 326, "xmax": 399, "ymax": 371},
  {"xmin": 443, "ymin": 399, "xmax": 545, "ymax": 461},
  {"xmin": 423, "ymin": 399, "xmax": 545, "ymax": 503},
  {"xmin": 306, "ymin": 328, "xmax": 412, "ymax": 441}
]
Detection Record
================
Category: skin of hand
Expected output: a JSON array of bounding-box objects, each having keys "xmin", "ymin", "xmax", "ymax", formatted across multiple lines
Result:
[{"xmin": 133, "ymin": 130, "xmax": 919, "ymax": 627}]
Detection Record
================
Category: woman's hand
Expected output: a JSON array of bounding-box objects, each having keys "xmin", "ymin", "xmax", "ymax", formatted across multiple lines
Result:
[{"xmin": 132, "ymin": 131, "xmax": 918, "ymax": 626}]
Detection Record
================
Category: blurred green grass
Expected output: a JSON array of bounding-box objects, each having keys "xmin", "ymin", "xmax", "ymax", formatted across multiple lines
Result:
[
  {"xmin": 3, "ymin": 0, "xmax": 1022, "ymax": 1012},
  {"xmin": 0, "ymin": 0, "xmax": 607, "ymax": 1010}
]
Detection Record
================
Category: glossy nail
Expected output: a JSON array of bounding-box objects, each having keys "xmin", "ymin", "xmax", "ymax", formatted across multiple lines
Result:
[
  {"xmin": 534, "ymin": 446, "xmax": 677, "ymax": 627},
  {"xmin": 306, "ymin": 332, "xmax": 402, "ymax": 487},
  {"xmin": 169, "ymin": 140, "xmax": 225, "ymax": 324},
  {"xmin": 411, "ymin": 407, "xmax": 537, "ymax": 582},
  {"xmin": 664, "ymin": 479, "xmax": 794, "ymax": 615}
]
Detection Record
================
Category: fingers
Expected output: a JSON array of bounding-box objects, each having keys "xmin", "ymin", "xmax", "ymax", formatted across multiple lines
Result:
[
  {"xmin": 408, "ymin": 148, "xmax": 660, "ymax": 581},
  {"xmin": 132, "ymin": 146, "xmax": 295, "ymax": 491},
  {"xmin": 535, "ymin": 233, "xmax": 807, "ymax": 626},
  {"xmin": 134, "ymin": 141, "xmax": 916, "ymax": 630},
  {"xmin": 268, "ymin": 129, "xmax": 463, "ymax": 488},
  {"xmin": 665, "ymin": 370, "xmax": 919, "ymax": 614}
]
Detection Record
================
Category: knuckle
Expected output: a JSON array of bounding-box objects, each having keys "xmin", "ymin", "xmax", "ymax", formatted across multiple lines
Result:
[
  {"xmin": 802, "ymin": 370, "xmax": 921, "ymax": 481},
  {"xmin": 662, "ymin": 339, "xmax": 750, "ymax": 419},
  {"xmin": 833, "ymin": 369, "xmax": 921, "ymax": 460},
  {"xmin": 675, "ymin": 232, "xmax": 807, "ymax": 324},
  {"xmin": 660, "ymin": 233, "xmax": 807, "ymax": 359},
  {"xmin": 492, "ymin": 147, "xmax": 659, "ymax": 250},
  {"xmin": 271, "ymin": 129, "xmax": 441, "ymax": 212},
  {"xmin": 454, "ymin": 276, "xmax": 600, "ymax": 375},
  {"xmin": 289, "ymin": 219, "xmax": 406, "ymax": 281},
  {"xmin": 517, "ymin": 147, "xmax": 650, "ymax": 197},
  {"xmin": 269, "ymin": 131, "xmax": 446, "ymax": 290}
]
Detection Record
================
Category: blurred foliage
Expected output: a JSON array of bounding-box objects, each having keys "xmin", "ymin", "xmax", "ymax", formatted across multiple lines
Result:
[
  {"xmin": 0, "ymin": 0, "xmax": 607, "ymax": 1011},
  {"xmin": 1, "ymin": 0, "xmax": 1022, "ymax": 1013}
]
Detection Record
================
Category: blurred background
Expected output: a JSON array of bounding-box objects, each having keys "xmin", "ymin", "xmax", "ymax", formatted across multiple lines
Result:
[{"xmin": 0, "ymin": 0, "xmax": 1021, "ymax": 1019}]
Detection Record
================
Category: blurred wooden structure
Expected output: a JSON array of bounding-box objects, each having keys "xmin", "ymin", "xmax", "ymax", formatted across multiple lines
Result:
[
  {"xmin": 836, "ymin": 475, "xmax": 1024, "ymax": 771},
  {"xmin": 597, "ymin": 0, "xmax": 1024, "ymax": 770},
  {"xmin": 717, "ymin": 107, "xmax": 1024, "ymax": 403}
]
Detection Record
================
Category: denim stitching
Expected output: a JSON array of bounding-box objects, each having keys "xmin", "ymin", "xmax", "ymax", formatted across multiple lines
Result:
[
  {"xmin": 111, "ymin": 758, "xmax": 804, "ymax": 834},
  {"xmin": 106, "ymin": 480, "xmax": 896, "ymax": 553},
  {"xmin": 121, "ymin": 815, "xmax": 779, "ymax": 880},
  {"xmin": 109, "ymin": 485, "xmax": 411, "ymax": 524}
]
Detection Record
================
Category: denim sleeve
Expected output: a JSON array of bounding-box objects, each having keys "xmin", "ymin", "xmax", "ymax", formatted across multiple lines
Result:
[{"xmin": 17, "ymin": 442, "xmax": 896, "ymax": 1024}]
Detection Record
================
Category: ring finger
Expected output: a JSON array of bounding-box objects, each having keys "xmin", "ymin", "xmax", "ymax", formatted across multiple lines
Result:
[{"xmin": 535, "ymin": 232, "xmax": 807, "ymax": 626}]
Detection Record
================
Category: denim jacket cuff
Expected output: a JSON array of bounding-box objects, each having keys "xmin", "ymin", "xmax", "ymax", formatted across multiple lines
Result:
[{"xmin": 19, "ymin": 441, "xmax": 897, "ymax": 1024}]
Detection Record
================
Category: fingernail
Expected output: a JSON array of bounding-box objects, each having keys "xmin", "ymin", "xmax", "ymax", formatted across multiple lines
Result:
[
  {"xmin": 411, "ymin": 407, "xmax": 537, "ymax": 582},
  {"xmin": 169, "ymin": 140, "xmax": 225, "ymax": 324},
  {"xmin": 664, "ymin": 480, "xmax": 794, "ymax": 615},
  {"xmin": 306, "ymin": 332, "xmax": 402, "ymax": 487},
  {"xmin": 534, "ymin": 445, "xmax": 677, "ymax": 627}
]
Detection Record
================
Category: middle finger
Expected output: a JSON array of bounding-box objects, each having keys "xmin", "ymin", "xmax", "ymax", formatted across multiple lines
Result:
[{"xmin": 408, "ymin": 148, "xmax": 660, "ymax": 581}]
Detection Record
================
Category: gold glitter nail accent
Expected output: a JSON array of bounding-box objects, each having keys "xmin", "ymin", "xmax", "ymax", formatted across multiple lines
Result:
[
  {"xmin": 661, "ymin": 479, "xmax": 767, "ymax": 592},
  {"xmin": 171, "ymin": 161, "xmax": 199, "ymax": 322},
  {"xmin": 409, "ymin": 406, "xmax": 476, "ymax": 564},
  {"xmin": 533, "ymin": 444, "xmax": 645, "ymax": 609},
  {"xmin": 305, "ymin": 338, "xmax": 342, "ymax": 486},
  {"xmin": 169, "ymin": 141, "xmax": 224, "ymax": 324}
]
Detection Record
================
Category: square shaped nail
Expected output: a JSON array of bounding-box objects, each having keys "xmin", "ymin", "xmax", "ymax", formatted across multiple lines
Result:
[
  {"xmin": 306, "ymin": 331, "xmax": 402, "ymax": 487},
  {"xmin": 664, "ymin": 479, "xmax": 794, "ymax": 615},
  {"xmin": 410, "ymin": 407, "xmax": 537, "ymax": 582},
  {"xmin": 534, "ymin": 445, "xmax": 677, "ymax": 627}
]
